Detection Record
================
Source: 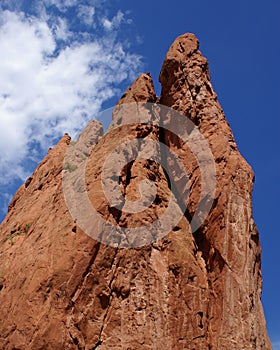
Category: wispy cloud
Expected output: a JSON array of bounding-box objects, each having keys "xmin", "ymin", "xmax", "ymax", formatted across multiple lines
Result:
[
  {"xmin": 102, "ymin": 10, "xmax": 125, "ymax": 31},
  {"xmin": 273, "ymin": 341, "xmax": 280, "ymax": 350},
  {"xmin": 77, "ymin": 5, "xmax": 95, "ymax": 26},
  {"xmin": 41, "ymin": 0, "xmax": 79, "ymax": 12}
]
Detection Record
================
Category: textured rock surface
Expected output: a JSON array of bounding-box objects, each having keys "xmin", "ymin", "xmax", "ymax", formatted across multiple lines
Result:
[
  {"xmin": 160, "ymin": 33, "xmax": 271, "ymax": 349},
  {"xmin": 0, "ymin": 33, "xmax": 271, "ymax": 349}
]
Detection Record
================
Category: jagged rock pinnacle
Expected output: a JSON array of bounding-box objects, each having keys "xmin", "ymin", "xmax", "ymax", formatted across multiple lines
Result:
[
  {"xmin": 0, "ymin": 34, "xmax": 271, "ymax": 349},
  {"xmin": 117, "ymin": 73, "xmax": 157, "ymax": 105}
]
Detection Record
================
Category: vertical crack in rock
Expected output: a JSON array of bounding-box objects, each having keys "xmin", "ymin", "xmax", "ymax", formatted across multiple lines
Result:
[{"xmin": 70, "ymin": 242, "xmax": 101, "ymax": 301}]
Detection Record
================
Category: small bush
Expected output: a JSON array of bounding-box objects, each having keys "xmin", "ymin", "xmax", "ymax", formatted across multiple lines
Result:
[
  {"xmin": 24, "ymin": 223, "xmax": 32, "ymax": 233},
  {"xmin": 64, "ymin": 163, "xmax": 78, "ymax": 173},
  {"xmin": 5, "ymin": 233, "xmax": 26, "ymax": 246}
]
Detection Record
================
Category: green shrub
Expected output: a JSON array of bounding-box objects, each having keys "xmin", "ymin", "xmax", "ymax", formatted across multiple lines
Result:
[
  {"xmin": 24, "ymin": 223, "xmax": 32, "ymax": 233},
  {"xmin": 5, "ymin": 233, "xmax": 26, "ymax": 246},
  {"xmin": 64, "ymin": 163, "xmax": 78, "ymax": 173}
]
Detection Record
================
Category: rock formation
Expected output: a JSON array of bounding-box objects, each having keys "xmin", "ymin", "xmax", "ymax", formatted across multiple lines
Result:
[{"xmin": 0, "ymin": 33, "xmax": 271, "ymax": 349}]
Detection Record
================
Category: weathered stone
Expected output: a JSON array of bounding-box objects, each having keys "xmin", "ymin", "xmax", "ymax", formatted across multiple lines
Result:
[
  {"xmin": 0, "ymin": 33, "xmax": 271, "ymax": 349},
  {"xmin": 160, "ymin": 32, "xmax": 271, "ymax": 349}
]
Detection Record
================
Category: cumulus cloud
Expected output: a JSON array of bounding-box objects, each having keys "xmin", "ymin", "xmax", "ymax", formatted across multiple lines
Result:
[{"xmin": 0, "ymin": 4, "xmax": 141, "ymax": 195}]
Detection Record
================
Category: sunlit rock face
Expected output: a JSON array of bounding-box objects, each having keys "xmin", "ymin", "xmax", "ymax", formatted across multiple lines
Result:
[{"xmin": 0, "ymin": 33, "xmax": 271, "ymax": 349}]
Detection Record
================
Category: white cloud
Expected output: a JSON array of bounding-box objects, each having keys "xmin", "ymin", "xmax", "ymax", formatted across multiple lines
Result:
[
  {"xmin": 77, "ymin": 5, "xmax": 95, "ymax": 26},
  {"xmin": 102, "ymin": 10, "xmax": 125, "ymax": 31},
  {"xmin": 52, "ymin": 16, "xmax": 70, "ymax": 41},
  {"xmin": 42, "ymin": 0, "xmax": 77, "ymax": 11},
  {"xmin": 0, "ymin": 8, "xmax": 141, "ymax": 188},
  {"xmin": 273, "ymin": 341, "xmax": 280, "ymax": 350}
]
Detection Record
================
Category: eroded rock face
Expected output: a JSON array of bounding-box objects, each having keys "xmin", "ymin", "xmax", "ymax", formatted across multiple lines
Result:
[
  {"xmin": 0, "ymin": 34, "xmax": 271, "ymax": 349},
  {"xmin": 160, "ymin": 33, "xmax": 271, "ymax": 349}
]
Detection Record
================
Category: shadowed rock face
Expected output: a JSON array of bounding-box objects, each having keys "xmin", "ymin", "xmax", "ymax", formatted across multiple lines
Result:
[{"xmin": 0, "ymin": 33, "xmax": 271, "ymax": 349}]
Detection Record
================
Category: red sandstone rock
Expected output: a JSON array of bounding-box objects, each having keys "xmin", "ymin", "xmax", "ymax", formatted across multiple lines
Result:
[
  {"xmin": 160, "ymin": 33, "xmax": 271, "ymax": 349},
  {"xmin": 0, "ymin": 33, "xmax": 271, "ymax": 349}
]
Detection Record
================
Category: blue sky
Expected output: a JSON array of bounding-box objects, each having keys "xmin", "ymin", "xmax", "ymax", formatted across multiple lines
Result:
[{"xmin": 0, "ymin": 0, "xmax": 279, "ymax": 346}]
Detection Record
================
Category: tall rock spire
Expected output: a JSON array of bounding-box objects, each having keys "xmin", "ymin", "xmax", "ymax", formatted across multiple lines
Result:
[
  {"xmin": 160, "ymin": 32, "xmax": 271, "ymax": 349},
  {"xmin": 0, "ymin": 33, "xmax": 271, "ymax": 349}
]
